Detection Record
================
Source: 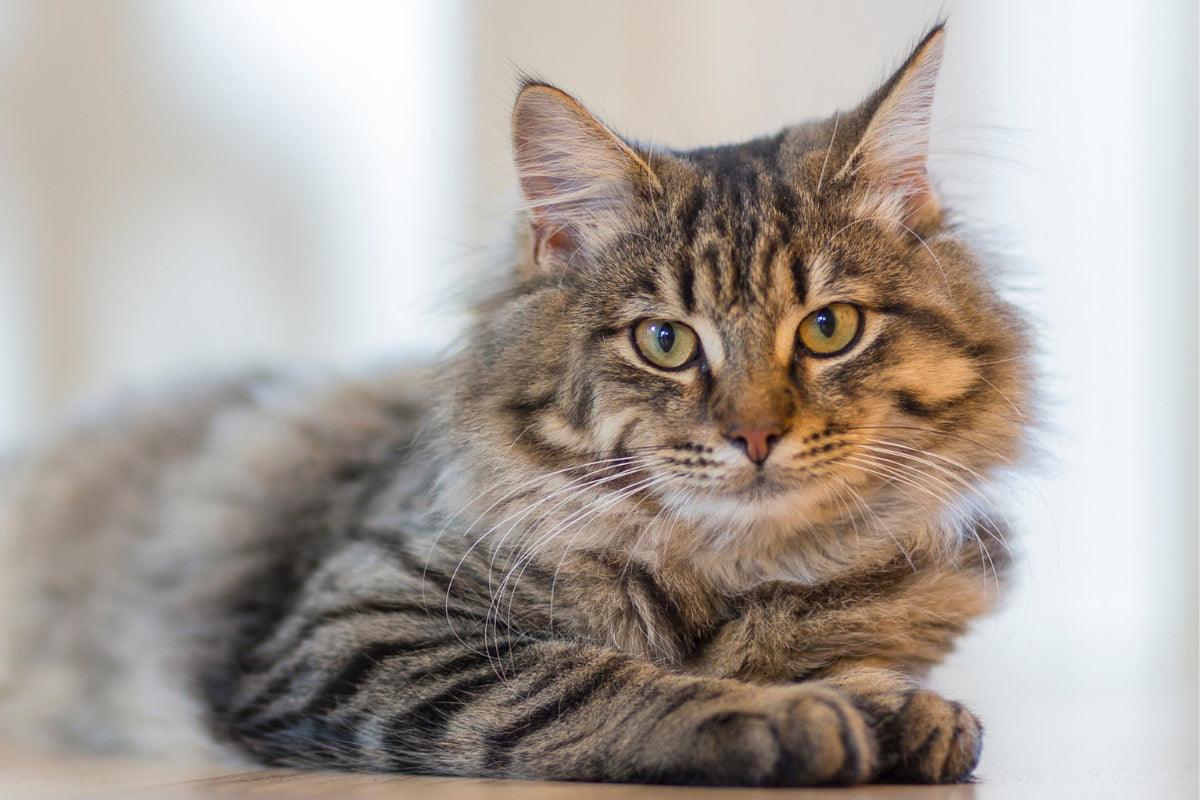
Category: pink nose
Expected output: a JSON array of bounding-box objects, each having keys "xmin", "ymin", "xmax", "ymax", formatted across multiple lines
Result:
[{"xmin": 725, "ymin": 425, "xmax": 785, "ymax": 465}]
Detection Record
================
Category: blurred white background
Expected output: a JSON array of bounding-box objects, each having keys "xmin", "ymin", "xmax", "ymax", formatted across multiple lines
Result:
[{"xmin": 0, "ymin": 0, "xmax": 1195, "ymax": 786}]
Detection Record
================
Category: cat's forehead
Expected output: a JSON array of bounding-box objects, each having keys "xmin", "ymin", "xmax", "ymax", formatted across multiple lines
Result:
[{"xmin": 638, "ymin": 139, "xmax": 903, "ymax": 320}]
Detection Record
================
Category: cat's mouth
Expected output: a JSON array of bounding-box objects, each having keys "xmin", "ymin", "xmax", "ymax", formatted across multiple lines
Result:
[
  {"xmin": 716, "ymin": 468, "xmax": 798, "ymax": 499},
  {"xmin": 729, "ymin": 479, "xmax": 784, "ymax": 501}
]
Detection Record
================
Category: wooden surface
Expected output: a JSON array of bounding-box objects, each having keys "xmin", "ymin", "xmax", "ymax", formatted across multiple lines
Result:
[{"xmin": 0, "ymin": 750, "xmax": 1194, "ymax": 800}]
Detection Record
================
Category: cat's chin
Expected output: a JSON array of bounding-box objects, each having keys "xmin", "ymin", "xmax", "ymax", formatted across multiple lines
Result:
[{"xmin": 659, "ymin": 477, "xmax": 838, "ymax": 537}]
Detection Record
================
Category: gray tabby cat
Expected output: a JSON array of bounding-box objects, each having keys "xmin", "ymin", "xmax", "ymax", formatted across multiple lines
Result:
[{"xmin": 0, "ymin": 25, "xmax": 1031, "ymax": 786}]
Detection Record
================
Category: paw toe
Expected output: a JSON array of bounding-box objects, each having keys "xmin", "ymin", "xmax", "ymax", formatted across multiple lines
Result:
[{"xmin": 769, "ymin": 685, "xmax": 879, "ymax": 786}]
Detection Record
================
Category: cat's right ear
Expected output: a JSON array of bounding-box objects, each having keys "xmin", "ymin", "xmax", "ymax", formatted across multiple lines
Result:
[{"xmin": 512, "ymin": 81, "xmax": 661, "ymax": 273}]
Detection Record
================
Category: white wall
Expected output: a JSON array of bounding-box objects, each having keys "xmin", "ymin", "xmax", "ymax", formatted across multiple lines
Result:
[
  {"xmin": 0, "ymin": 0, "xmax": 469, "ymax": 443},
  {"xmin": 0, "ymin": 0, "xmax": 1195, "ymax": 780}
]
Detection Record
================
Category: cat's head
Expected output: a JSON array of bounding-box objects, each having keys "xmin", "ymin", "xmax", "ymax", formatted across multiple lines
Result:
[{"xmin": 440, "ymin": 26, "xmax": 1031, "ymax": 572}]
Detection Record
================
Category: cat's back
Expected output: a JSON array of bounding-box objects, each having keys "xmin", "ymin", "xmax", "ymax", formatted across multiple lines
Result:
[{"xmin": 0, "ymin": 366, "xmax": 433, "ymax": 756}]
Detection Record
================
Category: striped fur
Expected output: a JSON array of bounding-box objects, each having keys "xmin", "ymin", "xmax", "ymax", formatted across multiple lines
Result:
[{"xmin": 0, "ymin": 25, "xmax": 1030, "ymax": 785}]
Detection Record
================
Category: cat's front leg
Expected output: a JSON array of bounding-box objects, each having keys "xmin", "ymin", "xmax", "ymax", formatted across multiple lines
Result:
[
  {"xmin": 696, "ymin": 620, "xmax": 982, "ymax": 783},
  {"xmin": 690, "ymin": 560, "xmax": 995, "ymax": 783},
  {"xmin": 694, "ymin": 550, "xmax": 997, "ymax": 683},
  {"xmin": 217, "ymin": 625, "xmax": 883, "ymax": 785}
]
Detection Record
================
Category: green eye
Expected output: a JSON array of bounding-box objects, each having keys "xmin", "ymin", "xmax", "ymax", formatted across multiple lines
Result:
[
  {"xmin": 798, "ymin": 303, "xmax": 862, "ymax": 356},
  {"xmin": 633, "ymin": 319, "xmax": 700, "ymax": 370}
]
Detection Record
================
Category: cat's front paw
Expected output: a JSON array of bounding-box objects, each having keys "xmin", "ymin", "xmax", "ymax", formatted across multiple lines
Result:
[
  {"xmin": 880, "ymin": 689, "xmax": 982, "ymax": 783},
  {"xmin": 657, "ymin": 683, "xmax": 879, "ymax": 786},
  {"xmin": 819, "ymin": 666, "xmax": 981, "ymax": 783}
]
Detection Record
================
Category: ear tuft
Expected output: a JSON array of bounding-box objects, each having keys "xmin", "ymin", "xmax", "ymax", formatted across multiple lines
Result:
[
  {"xmin": 512, "ymin": 82, "xmax": 660, "ymax": 273},
  {"xmin": 839, "ymin": 25, "xmax": 945, "ymax": 231}
]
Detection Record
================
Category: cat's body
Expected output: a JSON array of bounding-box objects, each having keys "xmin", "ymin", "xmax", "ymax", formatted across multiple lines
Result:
[{"xmin": 0, "ymin": 26, "xmax": 1031, "ymax": 785}]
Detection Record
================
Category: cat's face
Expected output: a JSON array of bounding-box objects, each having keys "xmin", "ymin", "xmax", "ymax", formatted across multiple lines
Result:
[{"xmin": 445, "ymin": 27, "xmax": 1030, "ymax": 559}]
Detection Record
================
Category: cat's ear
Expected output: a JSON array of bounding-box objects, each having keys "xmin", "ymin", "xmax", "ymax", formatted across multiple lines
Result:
[
  {"xmin": 837, "ymin": 25, "xmax": 945, "ymax": 231},
  {"xmin": 512, "ymin": 81, "xmax": 661, "ymax": 272}
]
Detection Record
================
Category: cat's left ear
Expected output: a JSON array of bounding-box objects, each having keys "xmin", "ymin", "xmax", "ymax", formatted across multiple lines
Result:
[
  {"xmin": 512, "ymin": 81, "xmax": 662, "ymax": 273},
  {"xmin": 837, "ymin": 25, "xmax": 945, "ymax": 231}
]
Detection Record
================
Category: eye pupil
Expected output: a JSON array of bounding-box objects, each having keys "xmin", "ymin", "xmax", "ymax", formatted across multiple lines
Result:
[
  {"xmin": 816, "ymin": 309, "xmax": 836, "ymax": 338},
  {"xmin": 657, "ymin": 322, "xmax": 676, "ymax": 352}
]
